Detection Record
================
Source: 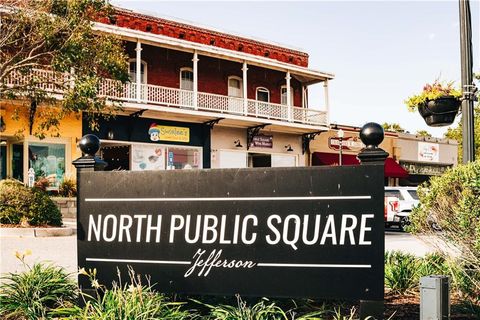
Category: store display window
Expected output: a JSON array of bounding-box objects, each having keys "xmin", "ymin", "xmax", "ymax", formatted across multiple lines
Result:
[
  {"xmin": 166, "ymin": 147, "xmax": 201, "ymax": 170},
  {"xmin": 28, "ymin": 142, "xmax": 65, "ymax": 189}
]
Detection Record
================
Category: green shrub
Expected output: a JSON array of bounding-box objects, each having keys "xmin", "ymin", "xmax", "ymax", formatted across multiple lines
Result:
[
  {"xmin": 417, "ymin": 252, "xmax": 449, "ymax": 278},
  {"xmin": 0, "ymin": 179, "xmax": 62, "ymax": 226},
  {"xmin": 59, "ymin": 177, "xmax": 77, "ymax": 197},
  {"xmin": 71, "ymin": 267, "xmax": 193, "ymax": 320},
  {"xmin": 197, "ymin": 296, "xmax": 289, "ymax": 320},
  {"xmin": 409, "ymin": 160, "xmax": 480, "ymax": 301},
  {"xmin": 0, "ymin": 253, "xmax": 77, "ymax": 319},
  {"xmin": 384, "ymin": 251, "xmax": 419, "ymax": 294}
]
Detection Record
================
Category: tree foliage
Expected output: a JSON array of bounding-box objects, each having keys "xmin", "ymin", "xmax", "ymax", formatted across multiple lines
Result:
[
  {"xmin": 382, "ymin": 122, "xmax": 405, "ymax": 133},
  {"xmin": 0, "ymin": 0, "xmax": 129, "ymax": 138},
  {"xmin": 415, "ymin": 130, "xmax": 432, "ymax": 138}
]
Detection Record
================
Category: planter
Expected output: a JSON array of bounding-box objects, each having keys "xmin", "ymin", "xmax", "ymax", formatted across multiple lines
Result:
[{"xmin": 418, "ymin": 96, "xmax": 461, "ymax": 127}]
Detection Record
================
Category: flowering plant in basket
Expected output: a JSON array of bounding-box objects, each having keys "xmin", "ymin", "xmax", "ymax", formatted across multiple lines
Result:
[{"xmin": 405, "ymin": 80, "xmax": 462, "ymax": 112}]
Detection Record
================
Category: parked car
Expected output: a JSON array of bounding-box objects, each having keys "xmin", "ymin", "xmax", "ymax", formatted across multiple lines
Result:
[{"xmin": 384, "ymin": 187, "xmax": 420, "ymax": 230}]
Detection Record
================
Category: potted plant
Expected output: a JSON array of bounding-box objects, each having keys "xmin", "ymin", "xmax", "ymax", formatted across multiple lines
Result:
[{"xmin": 405, "ymin": 80, "xmax": 462, "ymax": 127}]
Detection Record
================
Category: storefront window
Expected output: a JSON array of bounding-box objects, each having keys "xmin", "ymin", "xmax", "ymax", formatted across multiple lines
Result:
[
  {"xmin": 28, "ymin": 142, "xmax": 65, "ymax": 189},
  {"xmin": 166, "ymin": 147, "xmax": 201, "ymax": 170},
  {"xmin": 131, "ymin": 144, "xmax": 165, "ymax": 171}
]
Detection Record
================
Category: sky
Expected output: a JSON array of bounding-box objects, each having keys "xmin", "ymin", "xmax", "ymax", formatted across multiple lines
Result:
[{"xmin": 111, "ymin": 0, "xmax": 479, "ymax": 138}]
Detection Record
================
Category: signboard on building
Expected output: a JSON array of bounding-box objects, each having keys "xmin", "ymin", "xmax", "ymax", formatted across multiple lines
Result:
[
  {"xmin": 77, "ymin": 165, "xmax": 384, "ymax": 300},
  {"xmin": 250, "ymin": 134, "xmax": 273, "ymax": 148},
  {"xmin": 149, "ymin": 124, "xmax": 190, "ymax": 143},
  {"xmin": 400, "ymin": 161, "xmax": 450, "ymax": 176},
  {"xmin": 329, "ymin": 136, "xmax": 365, "ymax": 151},
  {"xmin": 418, "ymin": 142, "xmax": 439, "ymax": 162}
]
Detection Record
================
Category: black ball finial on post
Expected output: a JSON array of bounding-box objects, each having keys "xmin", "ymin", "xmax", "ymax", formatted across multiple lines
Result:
[
  {"xmin": 72, "ymin": 134, "xmax": 107, "ymax": 171},
  {"xmin": 357, "ymin": 122, "xmax": 389, "ymax": 164},
  {"xmin": 78, "ymin": 134, "xmax": 101, "ymax": 156}
]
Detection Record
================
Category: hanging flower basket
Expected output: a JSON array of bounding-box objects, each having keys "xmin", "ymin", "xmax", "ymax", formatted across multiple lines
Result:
[
  {"xmin": 417, "ymin": 96, "xmax": 461, "ymax": 127},
  {"xmin": 405, "ymin": 80, "xmax": 462, "ymax": 127}
]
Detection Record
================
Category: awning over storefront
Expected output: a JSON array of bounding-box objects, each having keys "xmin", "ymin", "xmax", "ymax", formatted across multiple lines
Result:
[{"xmin": 312, "ymin": 152, "xmax": 409, "ymax": 178}]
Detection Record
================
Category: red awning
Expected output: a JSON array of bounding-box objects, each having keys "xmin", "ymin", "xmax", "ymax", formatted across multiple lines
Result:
[{"xmin": 312, "ymin": 152, "xmax": 408, "ymax": 178}]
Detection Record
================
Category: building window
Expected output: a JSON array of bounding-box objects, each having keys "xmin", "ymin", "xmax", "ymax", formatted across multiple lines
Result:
[
  {"xmin": 180, "ymin": 68, "xmax": 194, "ymax": 91},
  {"xmin": 28, "ymin": 142, "xmax": 66, "ymax": 189},
  {"xmin": 129, "ymin": 59, "xmax": 147, "ymax": 84},
  {"xmin": 228, "ymin": 76, "xmax": 243, "ymax": 98},
  {"xmin": 256, "ymin": 87, "xmax": 269, "ymax": 102},
  {"xmin": 281, "ymin": 86, "xmax": 294, "ymax": 106}
]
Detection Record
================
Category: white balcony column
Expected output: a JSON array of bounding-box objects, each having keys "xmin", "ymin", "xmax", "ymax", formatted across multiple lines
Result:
[
  {"xmin": 135, "ymin": 40, "xmax": 142, "ymax": 103},
  {"xmin": 192, "ymin": 51, "xmax": 199, "ymax": 110},
  {"xmin": 286, "ymin": 71, "xmax": 292, "ymax": 121},
  {"xmin": 242, "ymin": 61, "xmax": 248, "ymax": 115},
  {"xmin": 301, "ymin": 85, "xmax": 305, "ymax": 108},
  {"xmin": 323, "ymin": 79, "xmax": 330, "ymax": 125}
]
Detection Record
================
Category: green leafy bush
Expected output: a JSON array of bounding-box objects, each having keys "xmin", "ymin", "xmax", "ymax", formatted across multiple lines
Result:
[
  {"xmin": 59, "ymin": 177, "xmax": 77, "ymax": 197},
  {"xmin": 409, "ymin": 160, "xmax": 480, "ymax": 301},
  {"xmin": 384, "ymin": 251, "xmax": 419, "ymax": 294},
  {"xmin": 70, "ymin": 267, "xmax": 193, "ymax": 320},
  {"xmin": 0, "ymin": 252, "xmax": 77, "ymax": 319},
  {"xmin": 0, "ymin": 179, "xmax": 62, "ymax": 226}
]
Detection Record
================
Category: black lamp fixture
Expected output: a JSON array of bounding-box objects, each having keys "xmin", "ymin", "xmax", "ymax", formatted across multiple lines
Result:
[
  {"xmin": 107, "ymin": 128, "xmax": 115, "ymax": 140},
  {"xmin": 0, "ymin": 116, "xmax": 5, "ymax": 133},
  {"xmin": 285, "ymin": 144, "xmax": 293, "ymax": 152},
  {"xmin": 234, "ymin": 139, "xmax": 243, "ymax": 148}
]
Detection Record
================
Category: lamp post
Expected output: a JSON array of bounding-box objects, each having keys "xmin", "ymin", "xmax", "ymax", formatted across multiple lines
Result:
[
  {"xmin": 459, "ymin": 0, "xmax": 475, "ymax": 163},
  {"xmin": 337, "ymin": 129, "xmax": 344, "ymax": 165}
]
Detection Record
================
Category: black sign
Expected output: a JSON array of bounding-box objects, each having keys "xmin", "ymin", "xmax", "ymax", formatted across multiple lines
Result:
[{"xmin": 77, "ymin": 165, "xmax": 384, "ymax": 300}]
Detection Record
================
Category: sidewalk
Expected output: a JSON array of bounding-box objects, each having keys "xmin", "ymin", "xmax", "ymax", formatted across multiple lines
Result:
[{"xmin": 0, "ymin": 218, "xmax": 77, "ymax": 238}]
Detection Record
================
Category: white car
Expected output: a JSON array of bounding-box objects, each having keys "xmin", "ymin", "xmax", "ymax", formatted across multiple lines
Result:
[{"xmin": 384, "ymin": 187, "xmax": 420, "ymax": 230}]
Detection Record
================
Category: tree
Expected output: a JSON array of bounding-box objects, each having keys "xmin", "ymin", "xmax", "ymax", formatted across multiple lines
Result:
[
  {"xmin": 415, "ymin": 130, "xmax": 432, "ymax": 138},
  {"xmin": 0, "ymin": 0, "xmax": 129, "ymax": 138},
  {"xmin": 382, "ymin": 122, "xmax": 405, "ymax": 133}
]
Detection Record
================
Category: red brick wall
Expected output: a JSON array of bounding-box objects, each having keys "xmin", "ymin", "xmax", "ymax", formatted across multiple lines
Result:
[
  {"xmin": 99, "ymin": 8, "xmax": 309, "ymax": 67},
  {"xmin": 126, "ymin": 43, "xmax": 303, "ymax": 106}
]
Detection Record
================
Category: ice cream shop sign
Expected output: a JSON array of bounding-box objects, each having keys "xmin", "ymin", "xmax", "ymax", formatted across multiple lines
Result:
[{"xmin": 74, "ymin": 124, "xmax": 386, "ymax": 302}]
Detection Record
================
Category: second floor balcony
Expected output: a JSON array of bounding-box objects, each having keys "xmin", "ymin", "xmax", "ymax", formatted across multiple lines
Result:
[{"xmin": 98, "ymin": 79, "xmax": 327, "ymax": 126}]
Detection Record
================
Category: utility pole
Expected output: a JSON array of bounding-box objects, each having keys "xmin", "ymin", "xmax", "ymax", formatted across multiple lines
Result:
[{"xmin": 459, "ymin": 0, "xmax": 475, "ymax": 163}]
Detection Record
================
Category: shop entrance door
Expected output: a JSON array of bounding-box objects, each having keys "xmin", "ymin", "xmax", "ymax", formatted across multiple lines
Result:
[{"xmin": 248, "ymin": 153, "xmax": 271, "ymax": 167}]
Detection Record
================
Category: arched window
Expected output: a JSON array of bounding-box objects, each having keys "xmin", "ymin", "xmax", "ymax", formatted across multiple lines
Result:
[
  {"xmin": 256, "ymin": 87, "xmax": 270, "ymax": 102},
  {"xmin": 281, "ymin": 85, "xmax": 294, "ymax": 106},
  {"xmin": 180, "ymin": 67, "xmax": 193, "ymax": 91},
  {"xmin": 228, "ymin": 76, "xmax": 243, "ymax": 98},
  {"xmin": 129, "ymin": 59, "xmax": 147, "ymax": 84}
]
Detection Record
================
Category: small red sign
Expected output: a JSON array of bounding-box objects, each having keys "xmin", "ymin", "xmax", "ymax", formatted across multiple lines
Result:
[{"xmin": 251, "ymin": 135, "xmax": 273, "ymax": 148}]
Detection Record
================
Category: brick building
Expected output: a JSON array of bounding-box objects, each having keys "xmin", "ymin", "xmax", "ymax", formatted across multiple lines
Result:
[{"xmin": 1, "ymin": 6, "xmax": 334, "ymax": 185}]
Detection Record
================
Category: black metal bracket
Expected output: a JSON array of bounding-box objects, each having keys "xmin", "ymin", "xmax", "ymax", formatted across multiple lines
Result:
[
  {"xmin": 129, "ymin": 109, "xmax": 147, "ymax": 118},
  {"xmin": 302, "ymin": 131, "xmax": 322, "ymax": 155},
  {"xmin": 247, "ymin": 124, "xmax": 268, "ymax": 150},
  {"xmin": 204, "ymin": 118, "xmax": 224, "ymax": 130}
]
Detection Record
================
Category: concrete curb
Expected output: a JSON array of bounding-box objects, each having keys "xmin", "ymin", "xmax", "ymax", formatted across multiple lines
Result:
[{"xmin": 0, "ymin": 226, "xmax": 76, "ymax": 237}]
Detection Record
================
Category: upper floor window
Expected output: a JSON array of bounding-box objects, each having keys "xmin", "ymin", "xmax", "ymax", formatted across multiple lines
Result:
[
  {"xmin": 228, "ymin": 76, "xmax": 243, "ymax": 98},
  {"xmin": 129, "ymin": 59, "xmax": 147, "ymax": 84},
  {"xmin": 256, "ymin": 87, "xmax": 270, "ymax": 102},
  {"xmin": 281, "ymin": 86, "xmax": 294, "ymax": 106},
  {"xmin": 180, "ymin": 68, "xmax": 194, "ymax": 91}
]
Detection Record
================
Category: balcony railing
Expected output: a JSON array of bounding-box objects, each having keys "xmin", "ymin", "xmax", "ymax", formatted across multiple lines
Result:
[{"xmin": 5, "ymin": 69, "xmax": 328, "ymax": 126}]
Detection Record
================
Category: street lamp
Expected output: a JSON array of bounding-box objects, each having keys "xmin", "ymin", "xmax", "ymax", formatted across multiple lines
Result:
[{"xmin": 337, "ymin": 129, "xmax": 344, "ymax": 165}]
